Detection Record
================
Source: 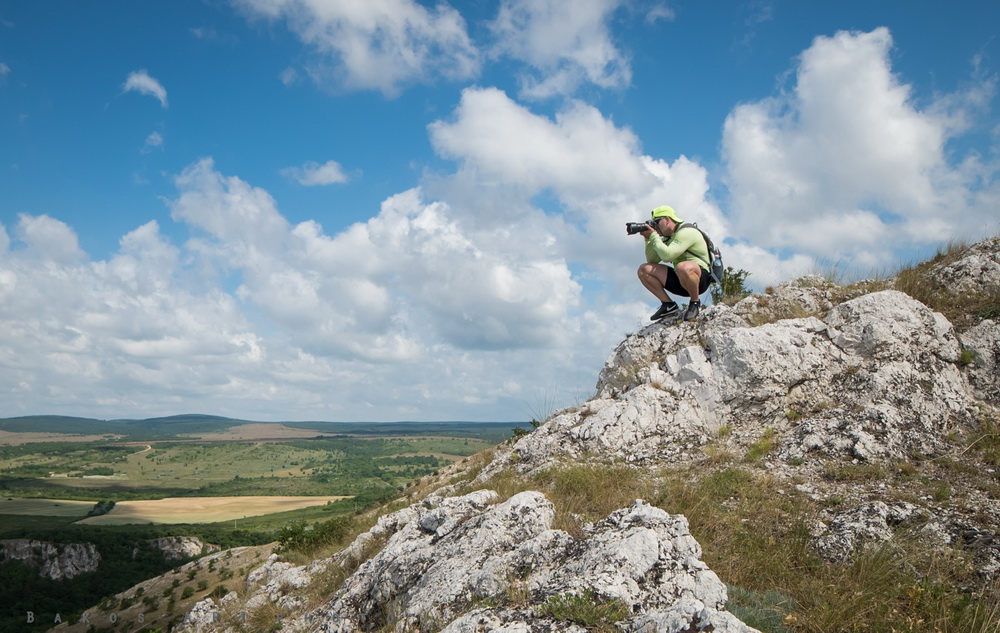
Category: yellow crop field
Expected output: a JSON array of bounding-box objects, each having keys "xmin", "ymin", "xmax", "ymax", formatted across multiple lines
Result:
[
  {"xmin": 76, "ymin": 495, "xmax": 350, "ymax": 525},
  {"xmin": 0, "ymin": 498, "xmax": 97, "ymax": 516}
]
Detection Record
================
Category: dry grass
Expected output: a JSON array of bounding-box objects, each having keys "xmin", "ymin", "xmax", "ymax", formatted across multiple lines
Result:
[
  {"xmin": 653, "ymin": 466, "xmax": 999, "ymax": 633},
  {"xmin": 893, "ymin": 239, "xmax": 1000, "ymax": 328},
  {"xmin": 305, "ymin": 531, "xmax": 388, "ymax": 603},
  {"xmin": 532, "ymin": 462, "xmax": 653, "ymax": 536},
  {"xmin": 746, "ymin": 298, "xmax": 819, "ymax": 327},
  {"xmin": 536, "ymin": 588, "xmax": 629, "ymax": 632},
  {"xmin": 467, "ymin": 461, "xmax": 1000, "ymax": 633}
]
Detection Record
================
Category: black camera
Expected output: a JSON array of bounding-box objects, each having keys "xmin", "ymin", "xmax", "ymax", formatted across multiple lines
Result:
[{"xmin": 626, "ymin": 221, "xmax": 653, "ymax": 235}]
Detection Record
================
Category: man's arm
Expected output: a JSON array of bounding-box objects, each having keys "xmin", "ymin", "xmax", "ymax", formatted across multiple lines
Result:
[
  {"xmin": 646, "ymin": 230, "xmax": 698, "ymax": 264},
  {"xmin": 644, "ymin": 238, "xmax": 662, "ymax": 264}
]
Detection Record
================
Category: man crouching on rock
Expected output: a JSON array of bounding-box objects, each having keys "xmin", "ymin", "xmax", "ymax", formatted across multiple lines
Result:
[{"xmin": 634, "ymin": 205, "xmax": 711, "ymax": 322}]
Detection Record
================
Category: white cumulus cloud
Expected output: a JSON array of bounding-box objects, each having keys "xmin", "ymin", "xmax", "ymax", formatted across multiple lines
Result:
[
  {"xmin": 489, "ymin": 0, "xmax": 631, "ymax": 99},
  {"xmin": 722, "ymin": 27, "xmax": 1000, "ymax": 269},
  {"xmin": 281, "ymin": 160, "xmax": 349, "ymax": 186},
  {"xmin": 123, "ymin": 69, "xmax": 169, "ymax": 108},
  {"xmin": 231, "ymin": 0, "xmax": 480, "ymax": 96},
  {"xmin": 142, "ymin": 131, "xmax": 164, "ymax": 153},
  {"xmin": 430, "ymin": 87, "xmax": 652, "ymax": 197},
  {"xmin": 427, "ymin": 86, "xmax": 732, "ymax": 291}
]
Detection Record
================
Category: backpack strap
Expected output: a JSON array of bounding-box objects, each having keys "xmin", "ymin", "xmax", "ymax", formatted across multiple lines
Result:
[{"xmin": 673, "ymin": 222, "xmax": 712, "ymax": 271}]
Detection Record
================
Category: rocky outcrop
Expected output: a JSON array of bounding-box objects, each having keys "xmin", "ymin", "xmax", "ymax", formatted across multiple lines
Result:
[
  {"xmin": 0, "ymin": 536, "xmax": 218, "ymax": 582},
  {"xmin": 178, "ymin": 491, "xmax": 758, "ymax": 633},
  {"xmin": 814, "ymin": 500, "xmax": 1000, "ymax": 587},
  {"xmin": 934, "ymin": 235, "xmax": 1000, "ymax": 293},
  {"xmin": 144, "ymin": 536, "xmax": 219, "ymax": 561},
  {"xmin": 0, "ymin": 539, "xmax": 100, "ymax": 580},
  {"xmin": 480, "ymin": 288, "xmax": 977, "ymax": 475}
]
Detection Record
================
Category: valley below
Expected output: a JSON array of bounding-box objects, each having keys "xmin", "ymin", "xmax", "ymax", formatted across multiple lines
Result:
[{"xmin": 0, "ymin": 416, "xmax": 521, "ymax": 632}]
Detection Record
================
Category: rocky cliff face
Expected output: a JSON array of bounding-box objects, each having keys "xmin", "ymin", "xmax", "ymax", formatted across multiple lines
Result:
[
  {"xmin": 144, "ymin": 536, "xmax": 220, "ymax": 561},
  {"xmin": 0, "ymin": 539, "xmax": 101, "ymax": 580},
  {"xmin": 100, "ymin": 237, "xmax": 1000, "ymax": 633},
  {"xmin": 0, "ymin": 535, "xmax": 219, "ymax": 584}
]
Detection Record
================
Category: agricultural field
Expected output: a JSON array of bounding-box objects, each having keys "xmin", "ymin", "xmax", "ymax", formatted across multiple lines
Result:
[
  {"xmin": 76, "ymin": 495, "xmax": 351, "ymax": 525},
  {"xmin": 0, "ymin": 432, "xmax": 496, "ymax": 501},
  {"xmin": 0, "ymin": 497, "xmax": 96, "ymax": 517},
  {"xmin": 0, "ymin": 418, "xmax": 517, "ymax": 518}
]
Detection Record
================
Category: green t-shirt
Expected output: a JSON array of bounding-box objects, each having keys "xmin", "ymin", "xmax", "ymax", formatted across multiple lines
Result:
[{"xmin": 644, "ymin": 224, "xmax": 710, "ymax": 272}]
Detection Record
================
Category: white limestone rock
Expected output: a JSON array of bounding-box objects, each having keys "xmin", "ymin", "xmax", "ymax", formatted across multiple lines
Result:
[
  {"xmin": 0, "ymin": 539, "xmax": 101, "ymax": 580},
  {"xmin": 145, "ymin": 536, "xmax": 217, "ymax": 561},
  {"xmin": 962, "ymin": 318, "xmax": 1000, "ymax": 404},
  {"xmin": 181, "ymin": 598, "xmax": 221, "ymax": 632},
  {"xmin": 502, "ymin": 289, "xmax": 977, "ymax": 474},
  {"xmin": 311, "ymin": 490, "xmax": 551, "ymax": 632},
  {"xmin": 627, "ymin": 597, "xmax": 761, "ymax": 633},
  {"xmin": 932, "ymin": 236, "xmax": 1000, "ymax": 294},
  {"xmin": 223, "ymin": 491, "xmax": 757, "ymax": 633},
  {"xmin": 813, "ymin": 501, "xmax": 925, "ymax": 562}
]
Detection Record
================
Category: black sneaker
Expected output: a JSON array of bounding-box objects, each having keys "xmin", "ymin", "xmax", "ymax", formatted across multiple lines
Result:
[
  {"xmin": 650, "ymin": 301, "xmax": 680, "ymax": 321},
  {"xmin": 681, "ymin": 301, "xmax": 701, "ymax": 321}
]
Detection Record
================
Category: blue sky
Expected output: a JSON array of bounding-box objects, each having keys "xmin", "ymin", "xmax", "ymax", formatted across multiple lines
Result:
[{"xmin": 1, "ymin": 0, "xmax": 998, "ymax": 423}]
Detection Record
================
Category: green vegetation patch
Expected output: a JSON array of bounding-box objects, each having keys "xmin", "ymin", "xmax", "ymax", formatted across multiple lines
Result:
[
  {"xmin": 537, "ymin": 588, "xmax": 629, "ymax": 632},
  {"xmin": 0, "ymin": 434, "xmax": 493, "ymax": 502},
  {"xmin": 0, "ymin": 498, "xmax": 96, "ymax": 517}
]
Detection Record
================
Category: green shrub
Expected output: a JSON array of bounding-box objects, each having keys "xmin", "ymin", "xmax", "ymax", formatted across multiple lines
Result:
[
  {"xmin": 959, "ymin": 348, "xmax": 978, "ymax": 366},
  {"xmin": 711, "ymin": 267, "xmax": 752, "ymax": 305},
  {"xmin": 537, "ymin": 589, "xmax": 628, "ymax": 631},
  {"xmin": 746, "ymin": 428, "xmax": 776, "ymax": 461},
  {"xmin": 277, "ymin": 516, "xmax": 354, "ymax": 556}
]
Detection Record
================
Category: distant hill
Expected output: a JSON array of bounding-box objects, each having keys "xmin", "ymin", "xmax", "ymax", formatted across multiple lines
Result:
[
  {"xmin": 0, "ymin": 414, "xmax": 244, "ymax": 439},
  {"xmin": 0, "ymin": 415, "xmax": 130, "ymax": 435},
  {"xmin": 0, "ymin": 415, "xmax": 524, "ymax": 441}
]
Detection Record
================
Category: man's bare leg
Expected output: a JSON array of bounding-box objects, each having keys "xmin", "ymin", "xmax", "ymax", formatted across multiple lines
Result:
[
  {"xmin": 675, "ymin": 261, "xmax": 702, "ymax": 303},
  {"xmin": 637, "ymin": 262, "xmax": 671, "ymax": 303}
]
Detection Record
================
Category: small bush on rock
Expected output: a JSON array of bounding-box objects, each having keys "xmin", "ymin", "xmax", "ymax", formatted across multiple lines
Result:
[{"xmin": 537, "ymin": 588, "xmax": 628, "ymax": 631}]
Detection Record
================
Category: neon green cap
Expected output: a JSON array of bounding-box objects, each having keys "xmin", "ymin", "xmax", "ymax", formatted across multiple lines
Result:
[{"xmin": 650, "ymin": 205, "xmax": 682, "ymax": 222}]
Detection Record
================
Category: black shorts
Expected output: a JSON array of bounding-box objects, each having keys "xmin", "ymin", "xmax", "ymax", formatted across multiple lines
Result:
[{"xmin": 664, "ymin": 266, "xmax": 711, "ymax": 297}]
